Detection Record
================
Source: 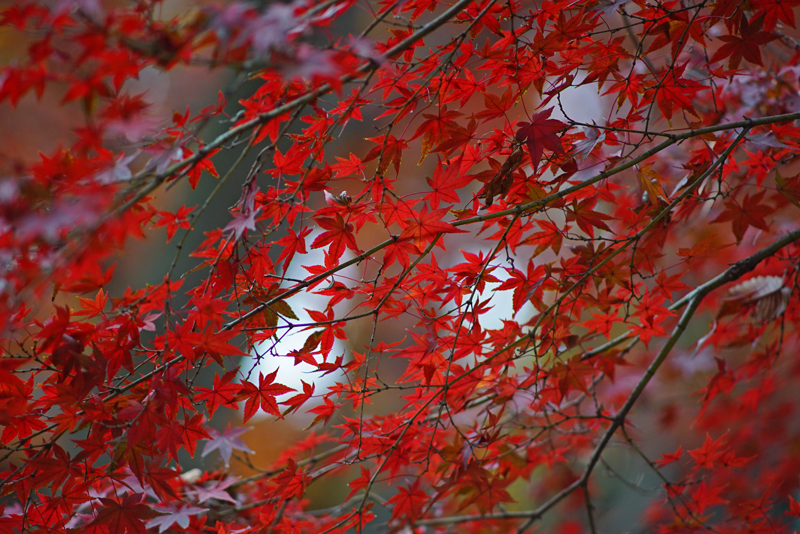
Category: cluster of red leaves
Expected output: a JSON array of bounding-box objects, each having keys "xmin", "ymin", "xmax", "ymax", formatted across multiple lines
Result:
[{"xmin": 2, "ymin": 0, "xmax": 800, "ymax": 533}]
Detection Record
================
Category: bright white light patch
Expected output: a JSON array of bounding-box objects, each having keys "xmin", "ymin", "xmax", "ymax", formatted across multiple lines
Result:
[{"xmin": 240, "ymin": 232, "xmax": 355, "ymax": 420}]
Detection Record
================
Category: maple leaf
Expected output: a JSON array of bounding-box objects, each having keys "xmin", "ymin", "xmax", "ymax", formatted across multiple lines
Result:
[
  {"xmin": 637, "ymin": 163, "xmax": 668, "ymax": 205},
  {"xmin": 565, "ymin": 197, "xmax": 614, "ymax": 238},
  {"xmin": 691, "ymin": 480, "xmax": 728, "ymax": 515},
  {"xmin": 654, "ymin": 270, "xmax": 690, "ymax": 301},
  {"xmin": 411, "ymin": 106, "xmax": 463, "ymax": 163},
  {"xmin": 17, "ymin": 196, "xmax": 103, "ymax": 243},
  {"xmin": 775, "ymin": 170, "xmax": 800, "ymax": 208},
  {"xmin": 394, "ymin": 328, "xmax": 447, "ymax": 384},
  {"xmin": 281, "ymin": 380, "xmax": 316, "ymax": 415},
  {"xmin": 380, "ymin": 196, "xmax": 420, "ymax": 227},
  {"xmin": 746, "ymin": 130, "xmax": 793, "ymax": 150},
  {"xmin": 26, "ymin": 443, "xmax": 82, "ymax": 491},
  {"xmin": 237, "ymin": 370, "xmax": 294, "ymax": 422},
  {"xmin": 311, "ymin": 214, "xmax": 360, "ymax": 267},
  {"xmin": 269, "ymin": 144, "xmax": 308, "ymax": 178},
  {"xmin": 186, "ymin": 478, "xmax": 238, "ymax": 504},
  {"xmin": 273, "ymin": 458, "xmax": 310, "ymax": 501},
  {"xmin": 387, "ymin": 481, "xmax": 429, "ymax": 524},
  {"xmin": 460, "ymin": 473, "xmax": 514, "ymax": 514},
  {"xmin": 645, "ymin": 11, "xmax": 707, "ymax": 58},
  {"xmin": 515, "ymin": 107, "xmax": 567, "ymax": 172},
  {"xmin": 550, "ymin": 360, "xmax": 594, "ymax": 400},
  {"xmin": 676, "ymin": 235, "xmax": 731, "ymax": 263},
  {"xmin": 398, "ymin": 206, "xmax": 466, "ymax": 247},
  {"xmin": 476, "ymin": 86, "xmax": 515, "ymax": 120},
  {"xmin": 281, "ymin": 46, "xmax": 344, "ymax": 88},
  {"xmin": 363, "ymin": 134, "xmax": 408, "ymax": 175},
  {"xmin": 650, "ymin": 63, "xmax": 705, "ymax": 120},
  {"xmin": 710, "ymin": 14, "xmax": 778, "ymax": 69},
  {"xmin": 176, "ymin": 414, "xmax": 210, "ymax": 458},
  {"xmin": 788, "ymin": 496, "xmax": 800, "ymax": 517},
  {"xmin": 146, "ymin": 504, "xmax": 207, "ymax": 533},
  {"xmin": 383, "ymin": 238, "xmax": 421, "ymax": 270},
  {"xmin": 224, "ymin": 207, "xmax": 261, "ymax": 240},
  {"xmin": 752, "ymin": 0, "xmax": 800, "ymax": 30},
  {"xmin": 306, "ymin": 396, "xmax": 340, "ymax": 427},
  {"xmin": 434, "ymin": 119, "xmax": 478, "ymax": 158},
  {"xmin": 44, "ymin": 479, "xmax": 93, "ymax": 514},
  {"xmin": 145, "ymin": 141, "xmax": 186, "ymax": 174},
  {"xmin": 143, "ymin": 465, "xmax": 180, "ymax": 501},
  {"xmin": 192, "ymin": 328, "xmax": 249, "ymax": 365},
  {"xmin": 573, "ymin": 124, "xmax": 606, "ymax": 161},
  {"xmin": 688, "ymin": 431, "xmax": 730, "ymax": 469},
  {"xmin": 712, "ymin": 189, "xmax": 772, "ymax": 242},
  {"xmin": 89, "ymin": 493, "xmax": 160, "ymax": 534},
  {"xmin": 425, "ymin": 161, "xmax": 471, "ymax": 208},
  {"xmin": 698, "ymin": 357, "xmax": 735, "ymax": 416},
  {"xmin": 331, "ymin": 153, "xmax": 365, "ymax": 178},
  {"xmin": 194, "ymin": 370, "xmax": 241, "ymax": 417},
  {"xmin": 496, "ymin": 260, "xmax": 548, "ymax": 313},
  {"xmin": 655, "ymin": 446, "xmax": 684, "ymax": 467},
  {"xmin": 9, "ymin": 0, "xmax": 800, "ymax": 530},
  {"xmin": 582, "ymin": 311, "xmax": 623, "ymax": 340},
  {"xmin": 202, "ymin": 426, "xmax": 255, "ymax": 468},
  {"xmin": 152, "ymin": 205, "xmax": 194, "ymax": 242},
  {"xmin": 343, "ymin": 465, "xmax": 372, "ymax": 501}
]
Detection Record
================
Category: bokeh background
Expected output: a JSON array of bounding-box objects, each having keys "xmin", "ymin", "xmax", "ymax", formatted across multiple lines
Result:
[{"xmin": 5, "ymin": 0, "xmax": 799, "ymax": 531}]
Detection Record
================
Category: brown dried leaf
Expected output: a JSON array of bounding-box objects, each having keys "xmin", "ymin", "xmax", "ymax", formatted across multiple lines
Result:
[
  {"xmin": 480, "ymin": 146, "xmax": 524, "ymax": 207},
  {"xmin": 720, "ymin": 275, "xmax": 789, "ymax": 322}
]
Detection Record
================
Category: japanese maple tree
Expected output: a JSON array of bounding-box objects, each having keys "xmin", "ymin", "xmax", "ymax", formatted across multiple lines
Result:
[{"xmin": 3, "ymin": 0, "xmax": 800, "ymax": 532}]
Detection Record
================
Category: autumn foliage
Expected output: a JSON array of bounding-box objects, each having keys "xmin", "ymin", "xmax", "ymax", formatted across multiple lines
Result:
[{"xmin": 4, "ymin": 0, "xmax": 800, "ymax": 532}]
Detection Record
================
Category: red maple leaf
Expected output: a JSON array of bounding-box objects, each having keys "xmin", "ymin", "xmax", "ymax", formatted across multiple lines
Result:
[
  {"xmin": 237, "ymin": 370, "xmax": 294, "ymax": 421},
  {"xmin": 275, "ymin": 227, "xmax": 311, "ymax": 273},
  {"xmin": 751, "ymin": 0, "xmax": 800, "ymax": 30},
  {"xmin": 89, "ymin": 493, "xmax": 160, "ymax": 534},
  {"xmin": 383, "ymin": 238, "xmax": 421, "ymax": 270},
  {"xmin": 655, "ymin": 446, "xmax": 684, "ymax": 467},
  {"xmin": 515, "ymin": 107, "xmax": 566, "ymax": 172},
  {"xmin": 581, "ymin": 311, "xmax": 623, "ymax": 340},
  {"xmin": 710, "ymin": 14, "xmax": 778, "ymax": 69},
  {"xmin": 190, "ymin": 328, "xmax": 249, "ymax": 366},
  {"xmin": 688, "ymin": 431, "xmax": 730, "ymax": 469},
  {"xmin": 387, "ymin": 481, "xmax": 429, "ymax": 524},
  {"xmin": 411, "ymin": 106, "xmax": 463, "ymax": 162},
  {"xmin": 424, "ymin": 161, "xmax": 471, "ymax": 209},
  {"xmin": 363, "ymin": 134, "xmax": 408, "ymax": 175},
  {"xmin": 691, "ymin": 480, "xmax": 728, "ymax": 515},
  {"xmin": 273, "ymin": 458, "xmax": 310, "ymax": 501},
  {"xmin": 650, "ymin": 63, "xmax": 705, "ymax": 120},
  {"xmin": 712, "ymin": 189, "xmax": 772, "ymax": 242},
  {"xmin": 476, "ymin": 86, "xmax": 515, "ymax": 120},
  {"xmin": 788, "ymin": 496, "xmax": 800, "ymax": 517},
  {"xmin": 306, "ymin": 396, "xmax": 340, "ymax": 427},
  {"xmin": 550, "ymin": 361, "xmax": 594, "ymax": 400},
  {"xmin": 311, "ymin": 214, "xmax": 359, "ymax": 267},
  {"xmin": 331, "ymin": 152, "xmax": 365, "ymax": 178},
  {"xmin": 281, "ymin": 380, "xmax": 315, "ymax": 415},
  {"xmin": 398, "ymin": 206, "xmax": 466, "ymax": 248},
  {"xmin": 565, "ymin": 197, "xmax": 614, "ymax": 238},
  {"xmin": 152, "ymin": 205, "xmax": 194, "ymax": 242},
  {"xmin": 345, "ymin": 465, "xmax": 372, "ymax": 501},
  {"xmin": 654, "ymin": 270, "xmax": 690, "ymax": 301},
  {"xmin": 194, "ymin": 370, "xmax": 241, "ymax": 417}
]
